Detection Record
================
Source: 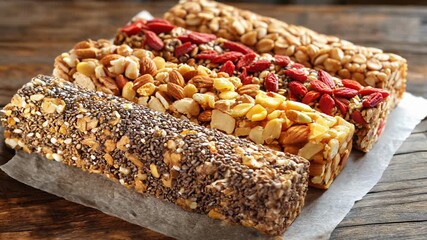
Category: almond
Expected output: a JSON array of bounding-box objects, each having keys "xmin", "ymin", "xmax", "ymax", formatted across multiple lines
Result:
[
  {"xmin": 100, "ymin": 54, "xmax": 123, "ymax": 66},
  {"xmin": 182, "ymin": 70, "xmax": 199, "ymax": 82},
  {"xmin": 237, "ymin": 84, "xmax": 259, "ymax": 97},
  {"xmin": 139, "ymin": 57, "xmax": 157, "ymax": 76},
  {"xmin": 169, "ymin": 70, "xmax": 185, "ymax": 86},
  {"xmin": 167, "ymin": 82, "xmax": 185, "ymax": 100},
  {"xmin": 279, "ymin": 125, "xmax": 310, "ymax": 145},
  {"xmin": 133, "ymin": 74, "xmax": 154, "ymax": 90},
  {"xmin": 75, "ymin": 48, "xmax": 97, "ymax": 59},
  {"xmin": 192, "ymin": 75, "xmax": 213, "ymax": 88},
  {"xmin": 73, "ymin": 40, "xmax": 91, "ymax": 50}
]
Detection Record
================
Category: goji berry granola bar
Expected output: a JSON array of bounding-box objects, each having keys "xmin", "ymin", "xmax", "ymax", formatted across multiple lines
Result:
[
  {"xmin": 53, "ymin": 40, "xmax": 355, "ymax": 189},
  {"xmin": 164, "ymin": 0, "xmax": 407, "ymax": 109},
  {"xmin": 113, "ymin": 20, "xmax": 389, "ymax": 152},
  {"xmin": 1, "ymin": 75, "xmax": 309, "ymax": 236}
]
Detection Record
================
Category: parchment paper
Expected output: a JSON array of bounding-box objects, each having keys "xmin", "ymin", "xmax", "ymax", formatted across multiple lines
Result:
[{"xmin": 2, "ymin": 92, "xmax": 427, "ymax": 239}]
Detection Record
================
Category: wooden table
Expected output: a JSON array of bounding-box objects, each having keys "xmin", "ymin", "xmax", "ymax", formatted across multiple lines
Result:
[{"xmin": 1, "ymin": 1, "xmax": 426, "ymax": 239}]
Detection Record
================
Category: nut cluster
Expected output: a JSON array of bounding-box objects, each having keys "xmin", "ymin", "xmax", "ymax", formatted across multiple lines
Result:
[
  {"xmin": 164, "ymin": 0, "xmax": 407, "ymax": 109},
  {"xmin": 54, "ymin": 39, "xmax": 355, "ymax": 188},
  {"xmin": 113, "ymin": 20, "xmax": 388, "ymax": 152}
]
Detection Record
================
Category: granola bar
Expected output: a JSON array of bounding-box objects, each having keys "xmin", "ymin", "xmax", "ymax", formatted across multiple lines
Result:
[
  {"xmin": 164, "ymin": 0, "xmax": 407, "ymax": 109},
  {"xmin": 112, "ymin": 23, "xmax": 388, "ymax": 152},
  {"xmin": 1, "ymin": 75, "xmax": 309, "ymax": 236},
  {"xmin": 54, "ymin": 40, "xmax": 355, "ymax": 189}
]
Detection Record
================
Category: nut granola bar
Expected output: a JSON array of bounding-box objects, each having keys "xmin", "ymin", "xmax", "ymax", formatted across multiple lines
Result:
[
  {"xmin": 164, "ymin": 0, "xmax": 407, "ymax": 109},
  {"xmin": 1, "ymin": 75, "xmax": 309, "ymax": 236},
  {"xmin": 113, "ymin": 23, "xmax": 388, "ymax": 152},
  {"xmin": 54, "ymin": 40, "xmax": 355, "ymax": 189}
]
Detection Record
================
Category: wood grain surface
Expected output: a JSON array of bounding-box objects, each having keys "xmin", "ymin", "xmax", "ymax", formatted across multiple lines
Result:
[{"xmin": 0, "ymin": 1, "xmax": 426, "ymax": 239}]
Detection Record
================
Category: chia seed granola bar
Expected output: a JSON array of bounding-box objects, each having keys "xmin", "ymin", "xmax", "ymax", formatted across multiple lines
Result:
[
  {"xmin": 54, "ymin": 40, "xmax": 355, "ymax": 189},
  {"xmin": 112, "ymin": 22, "xmax": 389, "ymax": 152},
  {"xmin": 1, "ymin": 75, "xmax": 309, "ymax": 236},
  {"xmin": 164, "ymin": 0, "xmax": 407, "ymax": 109}
]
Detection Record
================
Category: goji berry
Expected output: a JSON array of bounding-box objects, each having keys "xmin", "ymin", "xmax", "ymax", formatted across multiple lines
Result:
[
  {"xmin": 309, "ymin": 79, "xmax": 332, "ymax": 94},
  {"xmin": 223, "ymin": 41, "xmax": 254, "ymax": 54},
  {"xmin": 318, "ymin": 70, "xmax": 336, "ymax": 88},
  {"xmin": 291, "ymin": 63, "xmax": 305, "ymax": 69},
  {"xmin": 285, "ymin": 69, "xmax": 307, "ymax": 82},
  {"xmin": 146, "ymin": 22, "xmax": 175, "ymax": 34},
  {"xmin": 342, "ymin": 79, "xmax": 363, "ymax": 91},
  {"xmin": 264, "ymin": 73, "xmax": 278, "ymax": 92},
  {"xmin": 144, "ymin": 30, "xmax": 164, "ymax": 51},
  {"xmin": 288, "ymin": 81, "xmax": 307, "ymax": 99},
  {"xmin": 247, "ymin": 59, "xmax": 271, "ymax": 72},
  {"xmin": 351, "ymin": 111, "xmax": 366, "ymax": 124},
  {"xmin": 359, "ymin": 87, "xmax": 389, "ymax": 98},
  {"xmin": 236, "ymin": 53, "xmax": 256, "ymax": 69},
  {"xmin": 120, "ymin": 20, "xmax": 147, "ymax": 35},
  {"xmin": 319, "ymin": 94, "xmax": 335, "ymax": 115},
  {"xmin": 175, "ymin": 42, "xmax": 196, "ymax": 57},
  {"xmin": 219, "ymin": 60, "xmax": 235, "ymax": 76},
  {"xmin": 334, "ymin": 97, "xmax": 349, "ymax": 115},
  {"xmin": 274, "ymin": 55, "xmax": 291, "ymax": 67},
  {"xmin": 362, "ymin": 92, "xmax": 384, "ymax": 108},
  {"xmin": 177, "ymin": 34, "xmax": 192, "ymax": 43},
  {"xmin": 195, "ymin": 50, "xmax": 218, "ymax": 60},
  {"xmin": 189, "ymin": 32, "xmax": 215, "ymax": 44},
  {"xmin": 212, "ymin": 51, "xmax": 243, "ymax": 64},
  {"xmin": 239, "ymin": 67, "xmax": 252, "ymax": 85},
  {"xmin": 302, "ymin": 91, "xmax": 321, "ymax": 104},
  {"xmin": 333, "ymin": 87, "xmax": 359, "ymax": 98}
]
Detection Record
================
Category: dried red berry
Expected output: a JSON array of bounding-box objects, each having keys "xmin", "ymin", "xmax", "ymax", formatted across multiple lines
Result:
[
  {"xmin": 285, "ymin": 69, "xmax": 307, "ymax": 82},
  {"xmin": 334, "ymin": 97, "xmax": 349, "ymax": 116},
  {"xmin": 264, "ymin": 73, "xmax": 278, "ymax": 92},
  {"xmin": 302, "ymin": 91, "xmax": 321, "ymax": 104},
  {"xmin": 175, "ymin": 42, "xmax": 196, "ymax": 57},
  {"xmin": 319, "ymin": 94, "xmax": 335, "ymax": 115},
  {"xmin": 223, "ymin": 41, "xmax": 254, "ymax": 54},
  {"xmin": 247, "ymin": 59, "xmax": 271, "ymax": 72},
  {"xmin": 177, "ymin": 34, "xmax": 192, "ymax": 43},
  {"xmin": 146, "ymin": 22, "xmax": 175, "ymax": 34},
  {"xmin": 288, "ymin": 81, "xmax": 307, "ymax": 99},
  {"xmin": 359, "ymin": 87, "xmax": 389, "ymax": 98},
  {"xmin": 189, "ymin": 32, "xmax": 216, "ymax": 44},
  {"xmin": 318, "ymin": 70, "xmax": 335, "ymax": 88},
  {"xmin": 219, "ymin": 60, "xmax": 235, "ymax": 76},
  {"xmin": 362, "ymin": 92, "xmax": 384, "ymax": 108},
  {"xmin": 274, "ymin": 55, "xmax": 291, "ymax": 67},
  {"xmin": 309, "ymin": 79, "xmax": 333, "ymax": 94},
  {"xmin": 351, "ymin": 111, "xmax": 366, "ymax": 124},
  {"xmin": 236, "ymin": 53, "xmax": 256, "ymax": 69},
  {"xmin": 291, "ymin": 63, "xmax": 305, "ymax": 69},
  {"xmin": 212, "ymin": 51, "xmax": 243, "ymax": 64},
  {"xmin": 242, "ymin": 76, "xmax": 253, "ymax": 85},
  {"xmin": 144, "ymin": 30, "xmax": 164, "ymax": 51},
  {"xmin": 194, "ymin": 50, "xmax": 218, "ymax": 60},
  {"xmin": 333, "ymin": 87, "xmax": 359, "ymax": 98},
  {"xmin": 120, "ymin": 20, "xmax": 147, "ymax": 35},
  {"xmin": 342, "ymin": 79, "xmax": 363, "ymax": 91}
]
